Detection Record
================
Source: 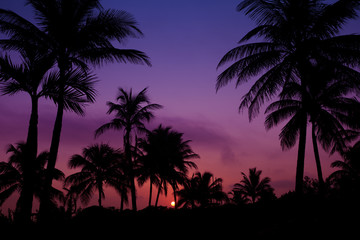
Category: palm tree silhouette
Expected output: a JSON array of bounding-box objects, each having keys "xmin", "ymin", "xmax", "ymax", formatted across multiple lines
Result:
[
  {"xmin": 3, "ymin": 0, "xmax": 151, "ymax": 215},
  {"xmin": 95, "ymin": 87, "xmax": 162, "ymax": 210},
  {"xmin": 137, "ymin": 125, "xmax": 198, "ymax": 208},
  {"xmin": 65, "ymin": 143, "xmax": 125, "ymax": 207},
  {"xmin": 329, "ymin": 140, "xmax": 360, "ymax": 195},
  {"xmin": 217, "ymin": 0, "xmax": 360, "ymax": 194},
  {"xmin": 0, "ymin": 142, "xmax": 64, "ymax": 223},
  {"xmin": 177, "ymin": 171, "xmax": 228, "ymax": 208},
  {"xmin": 265, "ymin": 65, "xmax": 360, "ymax": 191},
  {"xmin": 0, "ymin": 45, "xmax": 54, "ymax": 221},
  {"xmin": 232, "ymin": 168, "xmax": 274, "ymax": 204}
]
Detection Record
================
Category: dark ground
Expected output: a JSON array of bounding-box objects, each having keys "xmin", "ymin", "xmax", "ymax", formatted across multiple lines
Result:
[{"xmin": 1, "ymin": 196, "xmax": 359, "ymax": 238}]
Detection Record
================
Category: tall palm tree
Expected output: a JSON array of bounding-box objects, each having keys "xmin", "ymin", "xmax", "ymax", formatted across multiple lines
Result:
[
  {"xmin": 95, "ymin": 87, "xmax": 162, "ymax": 210},
  {"xmin": 0, "ymin": 0, "xmax": 150, "ymax": 218},
  {"xmin": 0, "ymin": 46, "xmax": 54, "ymax": 221},
  {"xmin": 0, "ymin": 6, "xmax": 100, "ymax": 219},
  {"xmin": 0, "ymin": 142, "xmax": 64, "ymax": 223},
  {"xmin": 177, "ymin": 171, "xmax": 228, "ymax": 208},
  {"xmin": 7, "ymin": 0, "xmax": 151, "ymax": 215},
  {"xmin": 137, "ymin": 125, "xmax": 199, "ymax": 208},
  {"xmin": 265, "ymin": 65, "xmax": 360, "ymax": 190},
  {"xmin": 232, "ymin": 168, "xmax": 274, "ymax": 204},
  {"xmin": 217, "ymin": 0, "xmax": 360, "ymax": 194},
  {"xmin": 64, "ymin": 143, "xmax": 125, "ymax": 207}
]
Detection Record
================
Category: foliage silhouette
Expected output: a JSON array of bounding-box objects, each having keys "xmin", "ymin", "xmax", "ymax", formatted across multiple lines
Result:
[
  {"xmin": 95, "ymin": 87, "xmax": 162, "ymax": 210},
  {"xmin": 217, "ymin": 0, "xmax": 360, "ymax": 194},
  {"xmin": 65, "ymin": 143, "xmax": 125, "ymax": 207},
  {"xmin": 329, "ymin": 140, "xmax": 360, "ymax": 197},
  {"xmin": 177, "ymin": 171, "xmax": 228, "ymax": 208},
  {"xmin": 0, "ymin": 142, "xmax": 64, "ymax": 223},
  {"xmin": 0, "ymin": 0, "xmax": 151, "ymax": 220},
  {"xmin": 232, "ymin": 167, "xmax": 274, "ymax": 204},
  {"xmin": 265, "ymin": 64, "xmax": 360, "ymax": 191},
  {"xmin": 137, "ymin": 125, "xmax": 198, "ymax": 208}
]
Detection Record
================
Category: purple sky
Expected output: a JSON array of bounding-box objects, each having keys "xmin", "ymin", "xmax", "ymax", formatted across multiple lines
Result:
[{"xmin": 1, "ymin": 0, "xmax": 358, "ymax": 210}]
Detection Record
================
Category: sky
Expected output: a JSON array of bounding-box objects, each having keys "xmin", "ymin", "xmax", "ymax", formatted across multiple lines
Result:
[{"xmin": 0, "ymin": 0, "xmax": 359, "ymax": 211}]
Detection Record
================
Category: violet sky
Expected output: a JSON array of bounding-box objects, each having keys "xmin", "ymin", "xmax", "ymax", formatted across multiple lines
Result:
[{"xmin": 0, "ymin": 0, "xmax": 359, "ymax": 210}]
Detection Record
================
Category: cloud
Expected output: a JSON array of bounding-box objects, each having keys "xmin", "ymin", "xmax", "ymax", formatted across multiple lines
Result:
[{"xmin": 151, "ymin": 115, "xmax": 240, "ymax": 165}]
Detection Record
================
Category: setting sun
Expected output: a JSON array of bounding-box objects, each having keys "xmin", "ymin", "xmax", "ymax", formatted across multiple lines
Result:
[{"xmin": 171, "ymin": 201, "xmax": 176, "ymax": 207}]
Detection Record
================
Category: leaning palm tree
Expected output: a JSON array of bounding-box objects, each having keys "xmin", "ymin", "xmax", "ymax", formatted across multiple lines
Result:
[
  {"xmin": 64, "ymin": 143, "xmax": 125, "ymax": 207},
  {"xmin": 177, "ymin": 171, "xmax": 228, "ymax": 208},
  {"xmin": 217, "ymin": 0, "xmax": 360, "ymax": 194},
  {"xmin": 95, "ymin": 87, "xmax": 162, "ymax": 210},
  {"xmin": 138, "ymin": 125, "xmax": 199, "ymax": 208},
  {"xmin": 232, "ymin": 168, "xmax": 274, "ymax": 204},
  {"xmin": 0, "ymin": 142, "xmax": 64, "ymax": 223}
]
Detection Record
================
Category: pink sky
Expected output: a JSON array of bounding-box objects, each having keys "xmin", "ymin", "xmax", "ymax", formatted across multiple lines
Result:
[{"xmin": 0, "ymin": 0, "xmax": 357, "ymax": 210}]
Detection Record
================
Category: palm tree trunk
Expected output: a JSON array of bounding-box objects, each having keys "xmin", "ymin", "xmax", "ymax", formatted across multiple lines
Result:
[
  {"xmin": 155, "ymin": 180, "xmax": 163, "ymax": 207},
  {"xmin": 39, "ymin": 66, "xmax": 66, "ymax": 220},
  {"xmin": 15, "ymin": 171, "xmax": 34, "ymax": 223},
  {"xmin": 124, "ymin": 129, "xmax": 137, "ymax": 211},
  {"xmin": 16, "ymin": 95, "xmax": 39, "ymax": 223},
  {"xmin": 148, "ymin": 178, "xmax": 153, "ymax": 207},
  {"xmin": 311, "ymin": 124, "xmax": 325, "ymax": 192},
  {"xmin": 26, "ymin": 95, "xmax": 38, "ymax": 159},
  {"xmin": 98, "ymin": 182, "xmax": 103, "ymax": 207},
  {"xmin": 295, "ymin": 112, "xmax": 307, "ymax": 196}
]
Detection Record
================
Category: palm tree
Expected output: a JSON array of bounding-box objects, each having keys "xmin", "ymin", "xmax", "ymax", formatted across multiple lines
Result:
[
  {"xmin": 0, "ymin": 0, "xmax": 150, "ymax": 218},
  {"xmin": 329, "ymin": 140, "xmax": 360, "ymax": 196},
  {"xmin": 95, "ymin": 87, "xmax": 162, "ymax": 210},
  {"xmin": 217, "ymin": 0, "xmax": 360, "ymax": 194},
  {"xmin": 65, "ymin": 143, "xmax": 125, "ymax": 207},
  {"xmin": 0, "ymin": 142, "xmax": 64, "ymax": 223},
  {"xmin": 265, "ymin": 65, "xmax": 360, "ymax": 191},
  {"xmin": 137, "ymin": 125, "xmax": 199, "ymax": 208},
  {"xmin": 177, "ymin": 171, "xmax": 228, "ymax": 208},
  {"xmin": 0, "ymin": 44, "xmax": 54, "ymax": 221},
  {"xmin": 232, "ymin": 168, "xmax": 274, "ymax": 204},
  {"xmin": 1, "ymin": 0, "xmax": 151, "ymax": 214}
]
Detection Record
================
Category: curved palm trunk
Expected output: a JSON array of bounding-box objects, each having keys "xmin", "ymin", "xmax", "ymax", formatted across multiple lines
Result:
[
  {"xmin": 39, "ymin": 66, "xmax": 66, "ymax": 220},
  {"xmin": 311, "ymin": 124, "xmax": 325, "ymax": 193},
  {"xmin": 295, "ymin": 113, "xmax": 307, "ymax": 196},
  {"xmin": 155, "ymin": 180, "xmax": 163, "ymax": 207}
]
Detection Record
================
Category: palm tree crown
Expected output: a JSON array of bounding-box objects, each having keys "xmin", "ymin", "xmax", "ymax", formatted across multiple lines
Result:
[
  {"xmin": 65, "ymin": 143, "xmax": 125, "ymax": 207},
  {"xmin": 95, "ymin": 87, "xmax": 162, "ymax": 210},
  {"xmin": 0, "ymin": 142, "xmax": 64, "ymax": 216},
  {"xmin": 232, "ymin": 168, "xmax": 274, "ymax": 204},
  {"xmin": 177, "ymin": 171, "xmax": 228, "ymax": 208},
  {"xmin": 138, "ymin": 125, "xmax": 199, "ymax": 208}
]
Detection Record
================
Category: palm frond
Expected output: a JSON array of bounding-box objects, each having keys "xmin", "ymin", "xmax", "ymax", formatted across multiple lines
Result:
[{"xmin": 78, "ymin": 48, "xmax": 151, "ymax": 67}]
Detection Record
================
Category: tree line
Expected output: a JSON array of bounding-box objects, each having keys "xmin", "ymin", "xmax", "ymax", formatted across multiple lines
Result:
[{"xmin": 1, "ymin": 0, "xmax": 360, "ymax": 224}]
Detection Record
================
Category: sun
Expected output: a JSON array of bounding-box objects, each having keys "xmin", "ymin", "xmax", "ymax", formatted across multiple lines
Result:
[{"xmin": 170, "ymin": 201, "xmax": 176, "ymax": 207}]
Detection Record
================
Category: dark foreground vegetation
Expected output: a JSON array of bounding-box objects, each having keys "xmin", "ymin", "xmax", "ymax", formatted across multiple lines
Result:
[{"xmin": 1, "ymin": 194, "xmax": 359, "ymax": 238}]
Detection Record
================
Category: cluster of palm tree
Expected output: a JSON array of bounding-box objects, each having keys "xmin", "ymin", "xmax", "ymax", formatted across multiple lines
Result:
[
  {"xmin": 0, "ymin": 0, "xmax": 150, "ymax": 223},
  {"xmin": 217, "ymin": 0, "xmax": 360, "ymax": 195}
]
